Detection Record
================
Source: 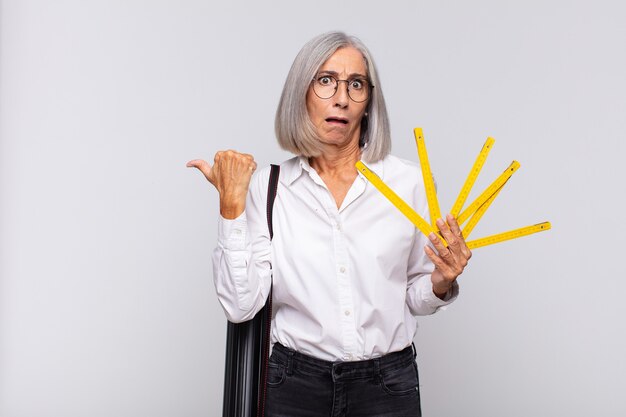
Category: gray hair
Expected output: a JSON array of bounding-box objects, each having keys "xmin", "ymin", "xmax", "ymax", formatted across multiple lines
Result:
[{"xmin": 275, "ymin": 31, "xmax": 391, "ymax": 163}]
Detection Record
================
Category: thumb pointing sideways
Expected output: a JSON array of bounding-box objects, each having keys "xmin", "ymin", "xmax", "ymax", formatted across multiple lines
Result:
[{"xmin": 186, "ymin": 159, "xmax": 213, "ymax": 182}]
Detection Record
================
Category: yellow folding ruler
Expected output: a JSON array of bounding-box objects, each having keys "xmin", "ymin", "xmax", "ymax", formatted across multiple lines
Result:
[
  {"xmin": 357, "ymin": 127, "xmax": 551, "ymax": 249},
  {"xmin": 462, "ymin": 183, "xmax": 503, "ymax": 238},
  {"xmin": 356, "ymin": 161, "xmax": 444, "ymax": 244},
  {"xmin": 466, "ymin": 222, "xmax": 551, "ymax": 249},
  {"xmin": 415, "ymin": 128, "xmax": 442, "ymax": 228},
  {"xmin": 457, "ymin": 160, "xmax": 520, "ymax": 225},
  {"xmin": 450, "ymin": 136, "xmax": 495, "ymax": 218}
]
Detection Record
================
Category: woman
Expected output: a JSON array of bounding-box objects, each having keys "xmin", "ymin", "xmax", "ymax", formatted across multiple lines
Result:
[{"xmin": 188, "ymin": 31, "xmax": 471, "ymax": 417}]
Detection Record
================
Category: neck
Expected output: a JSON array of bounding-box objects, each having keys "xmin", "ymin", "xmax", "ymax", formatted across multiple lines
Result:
[{"xmin": 309, "ymin": 138, "xmax": 361, "ymax": 176}]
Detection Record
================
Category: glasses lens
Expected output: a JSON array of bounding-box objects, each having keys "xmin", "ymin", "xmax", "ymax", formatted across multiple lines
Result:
[
  {"xmin": 347, "ymin": 79, "xmax": 369, "ymax": 103},
  {"xmin": 313, "ymin": 75, "xmax": 337, "ymax": 99}
]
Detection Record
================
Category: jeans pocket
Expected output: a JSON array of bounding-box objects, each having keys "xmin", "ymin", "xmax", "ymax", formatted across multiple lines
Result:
[
  {"xmin": 380, "ymin": 361, "xmax": 419, "ymax": 396},
  {"xmin": 267, "ymin": 363, "xmax": 286, "ymax": 387}
]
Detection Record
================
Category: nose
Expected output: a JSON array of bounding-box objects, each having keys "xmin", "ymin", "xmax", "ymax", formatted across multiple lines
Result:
[{"xmin": 333, "ymin": 80, "xmax": 350, "ymax": 108}]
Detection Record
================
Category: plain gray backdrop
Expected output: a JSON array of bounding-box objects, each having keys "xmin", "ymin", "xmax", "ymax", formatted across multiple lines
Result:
[{"xmin": 1, "ymin": 0, "xmax": 625, "ymax": 416}]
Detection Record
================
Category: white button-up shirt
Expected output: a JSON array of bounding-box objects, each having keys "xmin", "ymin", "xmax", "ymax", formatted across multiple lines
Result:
[{"xmin": 213, "ymin": 155, "xmax": 458, "ymax": 361}]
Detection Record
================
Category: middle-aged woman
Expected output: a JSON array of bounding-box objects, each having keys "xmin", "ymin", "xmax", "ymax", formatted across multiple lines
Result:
[{"xmin": 188, "ymin": 31, "xmax": 472, "ymax": 417}]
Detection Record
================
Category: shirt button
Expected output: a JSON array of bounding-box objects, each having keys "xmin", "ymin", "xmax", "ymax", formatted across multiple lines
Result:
[
  {"xmin": 339, "ymin": 266, "xmax": 346, "ymax": 273},
  {"xmin": 344, "ymin": 310, "xmax": 351, "ymax": 316},
  {"xmin": 234, "ymin": 229, "xmax": 242, "ymax": 235}
]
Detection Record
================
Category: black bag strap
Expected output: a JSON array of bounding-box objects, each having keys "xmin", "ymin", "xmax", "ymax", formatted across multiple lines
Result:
[
  {"xmin": 266, "ymin": 164, "xmax": 280, "ymax": 240},
  {"xmin": 258, "ymin": 163, "xmax": 280, "ymax": 417}
]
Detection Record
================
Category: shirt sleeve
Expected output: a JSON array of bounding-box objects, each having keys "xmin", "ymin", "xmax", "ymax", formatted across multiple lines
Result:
[
  {"xmin": 405, "ymin": 173, "xmax": 459, "ymax": 316},
  {"xmin": 211, "ymin": 168, "xmax": 273, "ymax": 323}
]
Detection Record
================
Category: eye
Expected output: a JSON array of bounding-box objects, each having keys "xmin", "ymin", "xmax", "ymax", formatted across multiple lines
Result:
[
  {"xmin": 350, "ymin": 79, "xmax": 365, "ymax": 90},
  {"xmin": 318, "ymin": 76, "xmax": 334, "ymax": 86}
]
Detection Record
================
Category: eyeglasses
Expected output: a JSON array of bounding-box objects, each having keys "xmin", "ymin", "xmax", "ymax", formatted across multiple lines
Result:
[{"xmin": 311, "ymin": 74, "xmax": 373, "ymax": 103}]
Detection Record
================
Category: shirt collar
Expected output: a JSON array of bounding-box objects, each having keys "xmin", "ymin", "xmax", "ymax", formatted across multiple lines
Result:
[
  {"xmin": 278, "ymin": 156, "xmax": 306, "ymax": 186},
  {"xmin": 356, "ymin": 157, "xmax": 384, "ymax": 182},
  {"xmin": 279, "ymin": 155, "xmax": 385, "ymax": 186}
]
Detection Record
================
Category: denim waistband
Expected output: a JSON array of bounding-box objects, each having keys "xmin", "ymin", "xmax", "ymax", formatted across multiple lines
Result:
[{"xmin": 270, "ymin": 343, "xmax": 416, "ymax": 381}]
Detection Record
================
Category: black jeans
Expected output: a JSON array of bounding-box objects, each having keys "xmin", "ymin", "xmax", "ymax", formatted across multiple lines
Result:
[{"xmin": 266, "ymin": 343, "xmax": 421, "ymax": 417}]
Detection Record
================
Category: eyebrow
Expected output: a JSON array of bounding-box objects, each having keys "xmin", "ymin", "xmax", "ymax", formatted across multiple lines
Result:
[{"xmin": 317, "ymin": 70, "xmax": 368, "ymax": 79}]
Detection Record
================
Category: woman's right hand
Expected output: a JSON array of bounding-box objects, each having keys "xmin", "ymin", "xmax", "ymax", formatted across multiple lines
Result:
[{"xmin": 187, "ymin": 150, "xmax": 257, "ymax": 219}]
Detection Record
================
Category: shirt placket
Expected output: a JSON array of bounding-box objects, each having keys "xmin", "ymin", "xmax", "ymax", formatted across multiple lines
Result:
[
  {"xmin": 328, "ymin": 208, "xmax": 357, "ymax": 361},
  {"xmin": 307, "ymin": 164, "xmax": 364, "ymax": 361}
]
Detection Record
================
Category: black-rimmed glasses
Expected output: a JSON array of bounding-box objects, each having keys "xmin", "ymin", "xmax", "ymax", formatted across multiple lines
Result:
[{"xmin": 311, "ymin": 74, "xmax": 373, "ymax": 103}]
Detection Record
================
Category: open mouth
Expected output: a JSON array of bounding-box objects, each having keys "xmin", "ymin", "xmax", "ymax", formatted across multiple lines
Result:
[{"xmin": 326, "ymin": 117, "xmax": 348, "ymax": 124}]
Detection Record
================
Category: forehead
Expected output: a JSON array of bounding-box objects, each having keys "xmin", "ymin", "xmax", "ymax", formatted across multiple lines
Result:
[{"xmin": 318, "ymin": 46, "xmax": 367, "ymax": 76}]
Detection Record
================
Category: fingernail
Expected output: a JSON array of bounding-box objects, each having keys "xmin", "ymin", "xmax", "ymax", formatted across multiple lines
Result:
[
  {"xmin": 436, "ymin": 218, "xmax": 444, "ymax": 226},
  {"xmin": 429, "ymin": 233, "xmax": 436, "ymax": 241}
]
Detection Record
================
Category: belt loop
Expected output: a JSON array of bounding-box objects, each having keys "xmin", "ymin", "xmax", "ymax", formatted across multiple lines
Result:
[
  {"xmin": 411, "ymin": 342, "xmax": 417, "ymax": 359},
  {"xmin": 286, "ymin": 350, "xmax": 295, "ymax": 376},
  {"xmin": 373, "ymin": 358, "xmax": 381, "ymax": 384}
]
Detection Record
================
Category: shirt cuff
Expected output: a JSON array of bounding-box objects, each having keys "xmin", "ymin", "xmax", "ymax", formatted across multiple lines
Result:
[
  {"xmin": 423, "ymin": 279, "xmax": 459, "ymax": 310},
  {"xmin": 217, "ymin": 211, "xmax": 248, "ymax": 250}
]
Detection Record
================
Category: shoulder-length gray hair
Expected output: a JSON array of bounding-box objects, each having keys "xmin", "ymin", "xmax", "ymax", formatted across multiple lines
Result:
[{"xmin": 275, "ymin": 31, "xmax": 391, "ymax": 163}]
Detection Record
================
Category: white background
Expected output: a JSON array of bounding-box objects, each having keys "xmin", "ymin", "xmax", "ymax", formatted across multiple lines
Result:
[{"xmin": 1, "ymin": 1, "xmax": 625, "ymax": 416}]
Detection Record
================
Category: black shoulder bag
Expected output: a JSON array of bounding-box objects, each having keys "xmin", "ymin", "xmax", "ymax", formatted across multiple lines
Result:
[{"xmin": 222, "ymin": 164, "xmax": 279, "ymax": 417}]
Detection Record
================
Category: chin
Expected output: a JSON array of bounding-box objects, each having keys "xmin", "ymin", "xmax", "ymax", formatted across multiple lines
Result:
[
  {"xmin": 319, "ymin": 137, "xmax": 351, "ymax": 147},
  {"xmin": 319, "ymin": 131, "xmax": 358, "ymax": 146}
]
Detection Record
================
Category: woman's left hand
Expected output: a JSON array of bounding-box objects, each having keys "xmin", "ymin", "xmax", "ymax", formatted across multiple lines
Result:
[{"xmin": 424, "ymin": 213, "xmax": 472, "ymax": 300}]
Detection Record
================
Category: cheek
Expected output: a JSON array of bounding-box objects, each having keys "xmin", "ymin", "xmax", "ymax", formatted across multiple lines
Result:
[
  {"xmin": 352, "ymin": 108, "xmax": 367, "ymax": 126},
  {"xmin": 306, "ymin": 95, "xmax": 325, "ymax": 123},
  {"xmin": 358, "ymin": 101, "xmax": 369, "ymax": 117}
]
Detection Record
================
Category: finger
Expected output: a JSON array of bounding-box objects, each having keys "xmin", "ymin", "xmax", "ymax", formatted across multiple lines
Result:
[
  {"xmin": 245, "ymin": 155, "xmax": 257, "ymax": 173},
  {"xmin": 186, "ymin": 159, "xmax": 209, "ymax": 170},
  {"xmin": 186, "ymin": 159, "xmax": 213, "ymax": 179},
  {"xmin": 231, "ymin": 154, "xmax": 256, "ymax": 174},
  {"xmin": 428, "ymin": 231, "xmax": 454, "ymax": 263},
  {"xmin": 425, "ymin": 246, "xmax": 462, "ymax": 286},
  {"xmin": 239, "ymin": 153, "xmax": 256, "ymax": 169},
  {"xmin": 216, "ymin": 151, "xmax": 255, "ymax": 168},
  {"xmin": 225, "ymin": 153, "xmax": 250, "ymax": 173},
  {"xmin": 446, "ymin": 213, "xmax": 472, "ymax": 261},
  {"xmin": 424, "ymin": 245, "xmax": 451, "ymax": 275},
  {"xmin": 446, "ymin": 213, "xmax": 464, "ymax": 240},
  {"xmin": 436, "ymin": 218, "xmax": 460, "ymax": 254}
]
